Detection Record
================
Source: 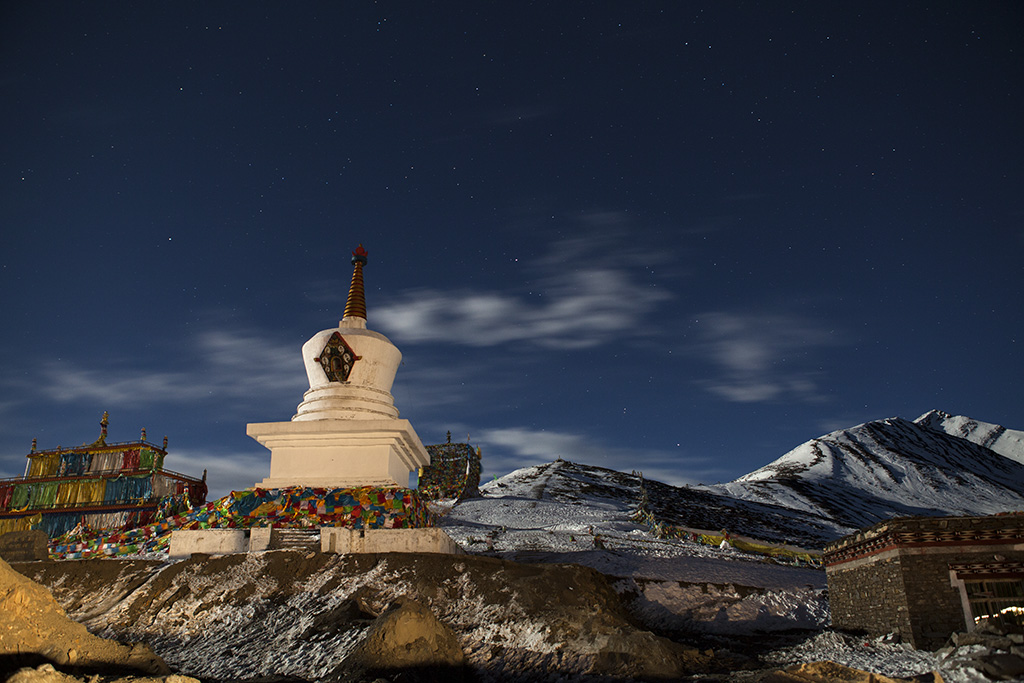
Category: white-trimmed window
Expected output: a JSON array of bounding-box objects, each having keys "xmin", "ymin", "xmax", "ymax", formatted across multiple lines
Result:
[{"xmin": 964, "ymin": 579, "xmax": 1024, "ymax": 625}]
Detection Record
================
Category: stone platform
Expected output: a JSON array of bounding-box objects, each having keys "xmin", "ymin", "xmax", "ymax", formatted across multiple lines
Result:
[
  {"xmin": 320, "ymin": 527, "xmax": 463, "ymax": 555},
  {"xmin": 169, "ymin": 526, "xmax": 462, "ymax": 558}
]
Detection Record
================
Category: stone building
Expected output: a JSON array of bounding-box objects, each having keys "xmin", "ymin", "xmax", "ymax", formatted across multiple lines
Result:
[
  {"xmin": 824, "ymin": 513, "xmax": 1024, "ymax": 649},
  {"xmin": 0, "ymin": 412, "xmax": 207, "ymax": 538}
]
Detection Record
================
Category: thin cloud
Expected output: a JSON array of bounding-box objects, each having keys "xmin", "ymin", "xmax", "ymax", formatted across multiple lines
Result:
[
  {"xmin": 691, "ymin": 311, "xmax": 840, "ymax": 404},
  {"xmin": 36, "ymin": 329, "xmax": 305, "ymax": 409},
  {"xmin": 375, "ymin": 235, "xmax": 671, "ymax": 349}
]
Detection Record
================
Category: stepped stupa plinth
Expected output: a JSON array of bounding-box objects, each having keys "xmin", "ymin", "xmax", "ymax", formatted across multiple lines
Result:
[{"xmin": 247, "ymin": 245, "xmax": 430, "ymax": 489}]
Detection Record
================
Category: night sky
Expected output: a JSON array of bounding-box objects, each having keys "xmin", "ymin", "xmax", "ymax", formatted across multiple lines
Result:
[{"xmin": 2, "ymin": 3, "xmax": 1022, "ymax": 498}]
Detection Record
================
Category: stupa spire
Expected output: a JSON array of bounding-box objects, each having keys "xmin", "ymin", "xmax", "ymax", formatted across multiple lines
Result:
[{"xmin": 342, "ymin": 244, "xmax": 368, "ymax": 324}]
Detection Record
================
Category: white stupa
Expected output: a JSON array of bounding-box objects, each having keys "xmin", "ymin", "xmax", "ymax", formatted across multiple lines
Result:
[{"xmin": 247, "ymin": 245, "xmax": 430, "ymax": 489}]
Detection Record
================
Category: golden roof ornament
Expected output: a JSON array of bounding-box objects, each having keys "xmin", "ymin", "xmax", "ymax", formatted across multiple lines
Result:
[{"xmin": 86, "ymin": 411, "xmax": 110, "ymax": 447}]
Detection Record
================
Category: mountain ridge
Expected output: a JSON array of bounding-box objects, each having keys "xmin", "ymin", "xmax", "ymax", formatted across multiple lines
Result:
[
  {"xmin": 915, "ymin": 409, "xmax": 1024, "ymax": 464},
  {"xmin": 708, "ymin": 410, "xmax": 1024, "ymax": 532},
  {"xmin": 465, "ymin": 410, "xmax": 1024, "ymax": 550}
]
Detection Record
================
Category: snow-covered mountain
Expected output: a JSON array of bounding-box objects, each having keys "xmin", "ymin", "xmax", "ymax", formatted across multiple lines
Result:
[
  {"xmin": 442, "ymin": 411, "xmax": 1024, "ymax": 554},
  {"xmin": 444, "ymin": 459, "xmax": 846, "ymax": 551},
  {"xmin": 914, "ymin": 409, "xmax": 1024, "ymax": 464},
  {"xmin": 710, "ymin": 411, "xmax": 1024, "ymax": 531}
]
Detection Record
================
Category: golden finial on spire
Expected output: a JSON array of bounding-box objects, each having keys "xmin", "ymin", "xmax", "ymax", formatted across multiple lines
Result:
[
  {"xmin": 87, "ymin": 411, "xmax": 109, "ymax": 447},
  {"xmin": 343, "ymin": 244, "xmax": 368, "ymax": 321}
]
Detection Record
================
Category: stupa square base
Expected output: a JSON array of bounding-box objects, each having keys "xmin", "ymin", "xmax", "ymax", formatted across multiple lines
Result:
[{"xmin": 247, "ymin": 418, "xmax": 429, "ymax": 489}]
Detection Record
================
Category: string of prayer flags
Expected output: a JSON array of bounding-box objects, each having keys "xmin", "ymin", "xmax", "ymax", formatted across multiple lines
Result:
[{"xmin": 48, "ymin": 485, "xmax": 433, "ymax": 559}]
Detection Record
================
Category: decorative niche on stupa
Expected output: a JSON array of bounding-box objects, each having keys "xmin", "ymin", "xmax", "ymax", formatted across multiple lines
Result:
[{"xmin": 315, "ymin": 332, "xmax": 361, "ymax": 383}]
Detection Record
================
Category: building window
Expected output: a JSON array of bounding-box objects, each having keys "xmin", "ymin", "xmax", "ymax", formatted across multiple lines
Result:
[{"xmin": 964, "ymin": 579, "xmax": 1024, "ymax": 625}]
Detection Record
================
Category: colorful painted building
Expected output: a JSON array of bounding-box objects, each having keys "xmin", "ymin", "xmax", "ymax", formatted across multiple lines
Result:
[
  {"xmin": 0, "ymin": 412, "xmax": 207, "ymax": 538},
  {"xmin": 418, "ymin": 432, "xmax": 482, "ymax": 500}
]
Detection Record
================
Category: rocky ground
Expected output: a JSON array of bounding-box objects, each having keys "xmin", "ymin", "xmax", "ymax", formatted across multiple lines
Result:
[
  {"xmin": 6, "ymin": 458, "xmax": 1018, "ymax": 681},
  {"xmin": 0, "ymin": 556, "xmax": 169, "ymax": 680},
  {"xmin": 3, "ymin": 550, "xmax": 956, "ymax": 683},
  {"xmin": 19, "ymin": 551, "xmax": 719, "ymax": 681}
]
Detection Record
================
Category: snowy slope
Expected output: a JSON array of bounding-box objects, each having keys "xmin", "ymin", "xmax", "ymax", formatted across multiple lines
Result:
[
  {"xmin": 441, "ymin": 459, "xmax": 841, "ymax": 564},
  {"xmin": 437, "ymin": 459, "xmax": 833, "ymax": 637},
  {"xmin": 915, "ymin": 409, "xmax": 1024, "ymax": 465},
  {"xmin": 710, "ymin": 414, "xmax": 1024, "ymax": 530}
]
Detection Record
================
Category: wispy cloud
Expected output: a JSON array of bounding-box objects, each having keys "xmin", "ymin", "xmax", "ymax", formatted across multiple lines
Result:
[
  {"xmin": 36, "ymin": 329, "xmax": 305, "ymax": 410},
  {"xmin": 690, "ymin": 311, "xmax": 841, "ymax": 403},
  {"xmin": 375, "ymin": 234, "xmax": 671, "ymax": 349}
]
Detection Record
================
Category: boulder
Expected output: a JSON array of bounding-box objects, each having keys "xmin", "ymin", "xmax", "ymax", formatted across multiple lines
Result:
[
  {"xmin": 760, "ymin": 661, "xmax": 919, "ymax": 682},
  {"xmin": 979, "ymin": 652, "xmax": 1024, "ymax": 680},
  {"xmin": 336, "ymin": 597, "xmax": 465, "ymax": 682},
  {"xmin": 587, "ymin": 631, "xmax": 712, "ymax": 680},
  {"xmin": 0, "ymin": 557, "xmax": 169, "ymax": 677},
  {"xmin": 6, "ymin": 664, "xmax": 200, "ymax": 683}
]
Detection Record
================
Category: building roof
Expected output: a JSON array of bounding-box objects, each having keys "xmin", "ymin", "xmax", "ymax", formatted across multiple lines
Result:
[{"xmin": 824, "ymin": 512, "xmax": 1024, "ymax": 566}]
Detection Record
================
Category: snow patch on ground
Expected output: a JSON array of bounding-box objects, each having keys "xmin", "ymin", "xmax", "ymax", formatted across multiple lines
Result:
[
  {"xmin": 763, "ymin": 630, "xmax": 999, "ymax": 682},
  {"xmin": 441, "ymin": 478, "xmax": 825, "ymax": 591},
  {"xmin": 439, "ymin": 464, "xmax": 827, "ymax": 639},
  {"xmin": 447, "ymin": 570, "xmax": 559, "ymax": 655},
  {"xmin": 95, "ymin": 554, "xmax": 401, "ymax": 681}
]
